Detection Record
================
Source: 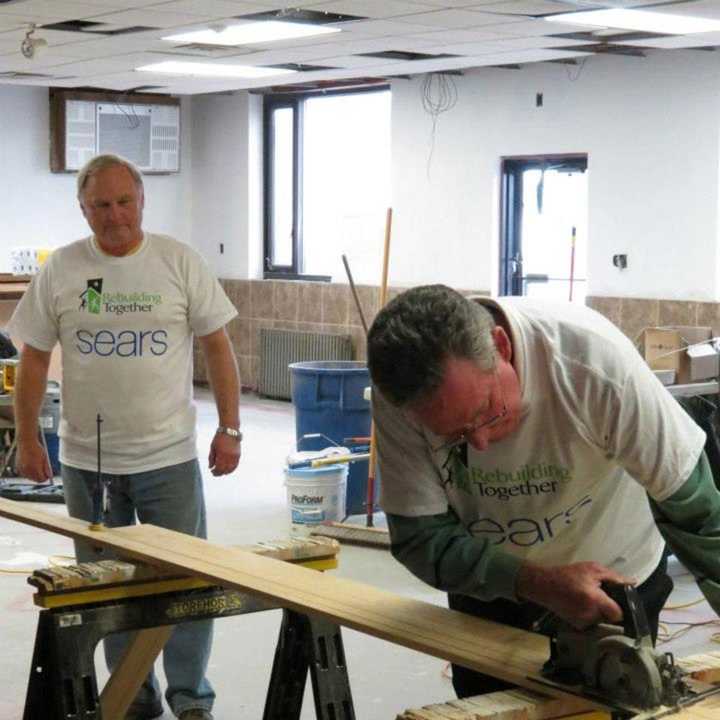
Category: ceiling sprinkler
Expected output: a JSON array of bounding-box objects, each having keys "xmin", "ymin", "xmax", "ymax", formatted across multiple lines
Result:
[{"xmin": 21, "ymin": 24, "xmax": 48, "ymax": 59}]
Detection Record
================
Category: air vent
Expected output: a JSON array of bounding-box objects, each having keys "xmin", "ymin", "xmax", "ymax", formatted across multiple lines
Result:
[
  {"xmin": 359, "ymin": 51, "xmax": 457, "ymax": 61},
  {"xmin": 236, "ymin": 9, "xmax": 365, "ymax": 24}
]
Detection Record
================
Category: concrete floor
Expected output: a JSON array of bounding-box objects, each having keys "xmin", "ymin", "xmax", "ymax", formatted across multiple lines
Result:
[{"xmin": 0, "ymin": 388, "xmax": 718, "ymax": 719}]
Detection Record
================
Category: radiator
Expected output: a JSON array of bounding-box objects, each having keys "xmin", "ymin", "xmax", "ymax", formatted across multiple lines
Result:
[{"xmin": 258, "ymin": 328, "xmax": 353, "ymax": 399}]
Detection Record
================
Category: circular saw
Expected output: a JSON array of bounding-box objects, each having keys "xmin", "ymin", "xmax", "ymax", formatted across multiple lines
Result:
[{"xmin": 535, "ymin": 584, "xmax": 717, "ymax": 717}]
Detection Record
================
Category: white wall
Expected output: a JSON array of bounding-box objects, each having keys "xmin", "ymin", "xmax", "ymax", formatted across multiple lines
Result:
[
  {"xmin": 0, "ymin": 85, "xmax": 193, "ymax": 270},
  {"xmin": 191, "ymin": 91, "xmax": 262, "ymax": 279},
  {"xmin": 4, "ymin": 50, "xmax": 720, "ymax": 300},
  {"xmin": 391, "ymin": 51, "xmax": 720, "ymax": 301}
]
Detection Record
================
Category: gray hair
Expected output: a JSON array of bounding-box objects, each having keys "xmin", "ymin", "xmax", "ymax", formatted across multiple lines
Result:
[
  {"xmin": 77, "ymin": 154, "xmax": 144, "ymax": 200},
  {"xmin": 367, "ymin": 284, "xmax": 496, "ymax": 408}
]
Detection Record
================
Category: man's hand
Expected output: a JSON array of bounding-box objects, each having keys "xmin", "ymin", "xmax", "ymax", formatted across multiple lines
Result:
[
  {"xmin": 16, "ymin": 437, "xmax": 52, "ymax": 483},
  {"xmin": 208, "ymin": 432, "xmax": 241, "ymax": 476},
  {"xmin": 516, "ymin": 561, "xmax": 634, "ymax": 629}
]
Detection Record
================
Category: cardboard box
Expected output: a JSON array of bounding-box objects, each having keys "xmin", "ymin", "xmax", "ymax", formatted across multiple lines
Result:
[
  {"xmin": 685, "ymin": 343, "xmax": 719, "ymax": 382},
  {"xmin": 642, "ymin": 328, "xmax": 681, "ymax": 371},
  {"xmin": 641, "ymin": 326, "xmax": 718, "ymax": 384}
]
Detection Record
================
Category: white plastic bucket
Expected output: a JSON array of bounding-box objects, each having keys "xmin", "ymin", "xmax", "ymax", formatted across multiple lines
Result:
[{"xmin": 284, "ymin": 463, "xmax": 347, "ymax": 534}]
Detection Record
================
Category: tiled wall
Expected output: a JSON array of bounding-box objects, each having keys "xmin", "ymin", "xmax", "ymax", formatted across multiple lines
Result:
[
  {"xmin": 196, "ymin": 285, "xmax": 719, "ymax": 391},
  {"xmin": 194, "ymin": 280, "xmax": 403, "ymax": 390},
  {"xmin": 586, "ymin": 296, "xmax": 720, "ymax": 345}
]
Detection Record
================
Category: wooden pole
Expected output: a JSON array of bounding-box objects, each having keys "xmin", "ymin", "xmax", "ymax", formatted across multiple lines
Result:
[{"xmin": 366, "ymin": 208, "xmax": 393, "ymax": 528}]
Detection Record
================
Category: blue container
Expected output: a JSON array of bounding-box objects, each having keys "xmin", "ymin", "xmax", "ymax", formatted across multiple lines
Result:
[
  {"xmin": 44, "ymin": 433, "xmax": 60, "ymax": 476},
  {"xmin": 289, "ymin": 361, "xmax": 376, "ymax": 516}
]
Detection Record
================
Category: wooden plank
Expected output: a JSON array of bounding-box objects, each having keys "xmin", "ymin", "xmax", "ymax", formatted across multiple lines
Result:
[
  {"xmin": 398, "ymin": 688, "xmax": 601, "ymax": 720},
  {"xmin": 0, "ymin": 499, "xmax": 581, "ymax": 701},
  {"xmin": 100, "ymin": 625, "xmax": 174, "ymax": 719},
  {"xmin": 3, "ymin": 499, "xmax": 719, "ymax": 719}
]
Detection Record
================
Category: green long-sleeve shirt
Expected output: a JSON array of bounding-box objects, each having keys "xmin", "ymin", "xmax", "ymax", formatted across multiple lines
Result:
[{"xmin": 387, "ymin": 450, "xmax": 720, "ymax": 614}]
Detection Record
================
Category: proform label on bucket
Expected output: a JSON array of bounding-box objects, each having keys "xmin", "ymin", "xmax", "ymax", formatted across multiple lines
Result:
[{"xmin": 285, "ymin": 462, "xmax": 347, "ymax": 528}]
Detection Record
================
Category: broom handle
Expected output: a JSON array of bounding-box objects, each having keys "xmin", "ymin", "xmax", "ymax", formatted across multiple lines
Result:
[{"xmin": 367, "ymin": 208, "xmax": 393, "ymax": 528}]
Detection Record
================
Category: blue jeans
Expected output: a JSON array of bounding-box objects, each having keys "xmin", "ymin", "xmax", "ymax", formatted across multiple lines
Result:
[{"xmin": 62, "ymin": 460, "xmax": 215, "ymax": 716}]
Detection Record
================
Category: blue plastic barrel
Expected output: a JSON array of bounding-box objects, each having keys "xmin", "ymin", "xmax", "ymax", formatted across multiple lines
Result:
[
  {"xmin": 44, "ymin": 433, "xmax": 60, "ymax": 476},
  {"xmin": 289, "ymin": 361, "xmax": 375, "ymax": 516}
]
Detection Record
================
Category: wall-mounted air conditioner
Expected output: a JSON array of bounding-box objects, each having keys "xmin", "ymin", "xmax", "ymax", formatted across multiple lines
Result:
[{"xmin": 50, "ymin": 89, "xmax": 181, "ymax": 174}]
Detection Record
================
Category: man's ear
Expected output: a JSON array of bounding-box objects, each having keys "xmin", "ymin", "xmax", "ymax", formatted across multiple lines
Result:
[{"xmin": 492, "ymin": 325, "xmax": 513, "ymax": 363}]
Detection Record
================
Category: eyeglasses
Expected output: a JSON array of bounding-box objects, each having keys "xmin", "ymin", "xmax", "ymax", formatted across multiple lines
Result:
[{"xmin": 432, "ymin": 371, "xmax": 507, "ymax": 454}]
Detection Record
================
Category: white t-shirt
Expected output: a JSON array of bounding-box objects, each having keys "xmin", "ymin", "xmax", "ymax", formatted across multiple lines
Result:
[
  {"xmin": 10, "ymin": 233, "xmax": 237, "ymax": 474},
  {"xmin": 376, "ymin": 297, "xmax": 706, "ymax": 585}
]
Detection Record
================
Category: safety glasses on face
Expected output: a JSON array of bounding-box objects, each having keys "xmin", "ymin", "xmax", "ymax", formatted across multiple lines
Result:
[{"xmin": 432, "ymin": 371, "xmax": 507, "ymax": 454}]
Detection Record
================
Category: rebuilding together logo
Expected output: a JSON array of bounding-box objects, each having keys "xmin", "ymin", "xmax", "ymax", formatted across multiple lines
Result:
[{"xmin": 76, "ymin": 277, "xmax": 167, "ymax": 357}]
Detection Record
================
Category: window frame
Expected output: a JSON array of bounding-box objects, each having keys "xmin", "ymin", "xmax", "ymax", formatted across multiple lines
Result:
[
  {"xmin": 262, "ymin": 85, "xmax": 390, "ymax": 280},
  {"xmin": 499, "ymin": 154, "xmax": 588, "ymax": 296}
]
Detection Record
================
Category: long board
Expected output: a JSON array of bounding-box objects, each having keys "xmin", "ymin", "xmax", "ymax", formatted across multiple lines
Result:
[{"xmin": 0, "ymin": 498, "xmax": 716, "ymax": 719}]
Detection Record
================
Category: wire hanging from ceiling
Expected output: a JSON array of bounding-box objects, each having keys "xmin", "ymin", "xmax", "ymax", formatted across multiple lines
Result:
[
  {"xmin": 566, "ymin": 56, "xmax": 589, "ymax": 82},
  {"xmin": 421, "ymin": 72, "xmax": 458, "ymax": 179}
]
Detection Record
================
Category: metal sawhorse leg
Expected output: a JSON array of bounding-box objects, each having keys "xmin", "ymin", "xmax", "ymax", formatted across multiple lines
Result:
[{"xmin": 264, "ymin": 609, "xmax": 355, "ymax": 720}]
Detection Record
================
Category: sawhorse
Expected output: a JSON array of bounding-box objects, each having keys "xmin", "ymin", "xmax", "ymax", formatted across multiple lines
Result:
[{"xmin": 24, "ymin": 585, "xmax": 355, "ymax": 719}]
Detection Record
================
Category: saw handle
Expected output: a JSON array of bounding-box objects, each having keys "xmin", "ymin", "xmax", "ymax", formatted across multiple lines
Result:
[{"xmin": 601, "ymin": 582, "xmax": 651, "ymax": 643}]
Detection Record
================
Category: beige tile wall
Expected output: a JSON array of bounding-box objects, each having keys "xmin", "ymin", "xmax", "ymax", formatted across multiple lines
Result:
[
  {"xmin": 586, "ymin": 296, "xmax": 720, "ymax": 346},
  {"xmin": 198, "ymin": 286, "xmax": 705, "ymax": 391},
  {"xmin": 194, "ymin": 280, "xmax": 404, "ymax": 390},
  {"xmin": 196, "ymin": 280, "xmax": 488, "ymax": 390}
]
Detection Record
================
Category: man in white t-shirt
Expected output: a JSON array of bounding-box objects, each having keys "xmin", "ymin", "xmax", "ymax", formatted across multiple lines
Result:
[
  {"xmin": 368, "ymin": 284, "xmax": 720, "ymax": 698},
  {"xmin": 10, "ymin": 154, "xmax": 240, "ymax": 720}
]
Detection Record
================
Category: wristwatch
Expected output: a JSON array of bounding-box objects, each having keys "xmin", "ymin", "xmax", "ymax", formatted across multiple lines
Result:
[{"xmin": 216, "ymin": 426, "xmax": 242, "ymax": 441}]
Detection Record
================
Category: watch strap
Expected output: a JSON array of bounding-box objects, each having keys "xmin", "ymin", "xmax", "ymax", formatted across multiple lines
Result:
[{"xmin": 216, "ymin": 426, "xmax": 242, "ymax": 440}]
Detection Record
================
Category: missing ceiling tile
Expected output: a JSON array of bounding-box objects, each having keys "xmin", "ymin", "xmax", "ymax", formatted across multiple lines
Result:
[
  {"xmin": 265, "ymin": 63, "xmax": 339, "ymax": 72},
  {"xmin": 359, "ymin": 51, "xmax": 457, "ymax": 61},
  {"xmin": 41, "ymin": 20, "xmax": 157, "ymax": 36},
  {"xmin": 235, "ymin": 9, "xmax": 366, "ymax": 24},
  {"xmin": 0, "ymin": 70, "xmax": 54, "ymax": 78}
]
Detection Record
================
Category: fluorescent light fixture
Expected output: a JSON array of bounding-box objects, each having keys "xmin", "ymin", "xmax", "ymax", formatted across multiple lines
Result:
[
  {"xmin": 163, "ymin": 20, "xmax": 340, "ymax": 46},
  {"xmin": 545, "ymin": 9, "xmax": 720, "ymax": 34},
  {"xmin": 136, "ymin": 61, "xmax": 297, "ymax": 78}
]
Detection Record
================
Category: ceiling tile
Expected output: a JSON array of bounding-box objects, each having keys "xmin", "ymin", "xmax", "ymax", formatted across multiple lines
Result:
[
  {"xmin": 144, "ymin": 1, "xmax": 271, "ymax": 18},
  {"xmin": 336, "ymin": 18, "xmax": 446, "ymax": 35},
  {"xmin": 0, "ymin": 1, "xmax": 113, "ymax": 19},
  {"xmin": 657, "ymin": 1, "xmax": 720, "ymax": 20},
  {"xmin": 467, "ymin": 0, "xmax": 595, "ymax": 14},
  {"xmin": 408, "ymin": 27, "xmax": 508, "ymax": 42},
  {"xmin": 479, "ymin": 17, "xmax": 599, "ymax": 35},
  {"xmin": 86, "ymin": 8, "xmax": 211, "ymax": 28},
  {"xmin": 437, "ymin": 35, "xmax": 595, "ymax": 54},
  {"xmin": 305, "ymin": 0, "xmax": 431, "ymax": 18},
  {"xmin": 616, "ymin": 31, "xmax": 720, "ymax": 49},
  {"xmin": 393, "ymin": 8, "xmax": 524, "ymax": 28}
]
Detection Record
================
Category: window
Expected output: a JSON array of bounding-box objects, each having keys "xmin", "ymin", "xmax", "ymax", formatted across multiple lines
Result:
[
  {"xmin": 500, "ymin": 155, "xmax": 588, "ymax": 302},
  {"xmin": 263, "ymin": 87, "xmax": 391, "ymax": 280}
]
